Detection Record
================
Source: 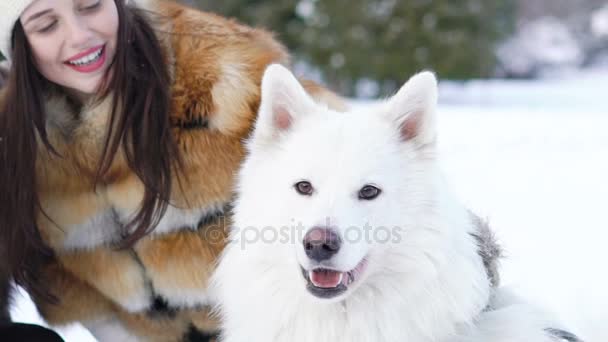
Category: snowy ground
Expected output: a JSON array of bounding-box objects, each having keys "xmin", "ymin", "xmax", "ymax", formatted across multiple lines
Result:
[
  {"xmin": 440, "ymin": 71, "xmax": 608, "ymax": 341},
  {"xmin": 437, "ymin": 107, "xmax": 607, "ymax": 342},
  {"xmin": 11, "ymin": 72, "xmax": 608, "ymax": 341}
]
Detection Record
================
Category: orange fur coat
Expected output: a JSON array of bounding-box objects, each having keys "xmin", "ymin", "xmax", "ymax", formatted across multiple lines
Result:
[{"xmin": 18, "ymin": 1, "xmax": 342, "ymax": 341}]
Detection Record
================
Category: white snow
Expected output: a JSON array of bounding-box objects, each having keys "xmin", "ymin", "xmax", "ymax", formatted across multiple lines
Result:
[
  {"xmin": 437, "ymin": 72, "xmax": 607, "ymax": 342},
  {"xmin": 439, "ymin": 71, "xmax": 608, "ymax": 112},
  {"xmin": 12, "ymin": 72, "xmax": 608, "ymax": 341},
  {"xmin": 438, "ymin": 106, "xmax": 607, "ymax": 342}
]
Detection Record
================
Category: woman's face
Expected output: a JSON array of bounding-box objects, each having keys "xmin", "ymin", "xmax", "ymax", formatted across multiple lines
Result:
[{"xmin": 20, "ymin": 0, "xmax": 118, "ymax": 95}]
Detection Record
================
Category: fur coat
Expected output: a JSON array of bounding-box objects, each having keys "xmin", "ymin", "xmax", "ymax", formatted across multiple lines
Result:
[{"xmin": 11, "ymin": 1, "xmax": 340, "ymax": 341}]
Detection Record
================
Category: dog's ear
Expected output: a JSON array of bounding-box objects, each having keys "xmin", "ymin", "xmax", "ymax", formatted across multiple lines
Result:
[
  {"xmin": 253, "ymin": 64, "xmax": 317, "ymax": 146},
  {"xmin": 385, "ymin": 71, "xmax": 438, "ymax": 146}
]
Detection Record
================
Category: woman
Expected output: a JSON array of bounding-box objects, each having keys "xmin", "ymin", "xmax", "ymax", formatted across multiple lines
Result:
[{"xmin": 0, "ymin": 0, "xmax": 341, "ymax": 340}]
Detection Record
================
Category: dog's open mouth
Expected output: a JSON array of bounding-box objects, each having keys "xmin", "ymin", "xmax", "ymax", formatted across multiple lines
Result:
[{"xmin": 301, "ymin": 258, "xmax": 368, "ymax": 299}]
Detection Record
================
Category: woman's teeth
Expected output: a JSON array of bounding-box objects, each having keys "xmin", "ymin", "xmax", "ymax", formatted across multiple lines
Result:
[{"xmin": 68, "ymin": 48, "xmax": 103, "ymax": 66}]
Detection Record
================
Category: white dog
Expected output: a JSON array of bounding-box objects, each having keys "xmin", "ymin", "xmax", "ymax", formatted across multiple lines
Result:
[{"xmin": 211, "ymin": 65, "xmax": 580, "ymax": 342}]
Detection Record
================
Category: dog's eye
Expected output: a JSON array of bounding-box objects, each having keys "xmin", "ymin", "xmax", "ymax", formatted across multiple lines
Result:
[
  {"xmin": 358, "ymin": 185, "xmax": 381, "ymax": 200},
  {"xmin": 294, "ymin": 181, "xmax": 314, "ymax": 196}
]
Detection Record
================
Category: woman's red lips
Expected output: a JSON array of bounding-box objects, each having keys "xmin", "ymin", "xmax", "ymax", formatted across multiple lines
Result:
[
  {"xmin": 65, "ymin": 45, "xmax": 104, "ymax": 63},
  {"xmin": 64, "ymin": 45, "xmax": 106, "ymax": 74}
]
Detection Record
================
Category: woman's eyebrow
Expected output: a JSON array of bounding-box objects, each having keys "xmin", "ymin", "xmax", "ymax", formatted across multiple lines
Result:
[{"xmin": 23, "ymin": 9, "xmax": 53, "ymax": 25}]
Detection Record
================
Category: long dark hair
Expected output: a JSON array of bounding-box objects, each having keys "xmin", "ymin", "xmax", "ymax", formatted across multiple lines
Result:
[{"xmin": 0, "ymin": 0, "xmax": 181, "ymax": 297}]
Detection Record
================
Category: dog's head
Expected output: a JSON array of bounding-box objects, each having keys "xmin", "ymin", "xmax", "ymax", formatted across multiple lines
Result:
[{"xmin": 235, "ymin": 64, "xmax": 444, "ymax": 302}]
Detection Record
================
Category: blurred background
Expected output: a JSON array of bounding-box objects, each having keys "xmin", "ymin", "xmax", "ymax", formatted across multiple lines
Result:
[
  {"xmin": 8, "ymin": 0, "xmax": 608, "ymax": 341},
  {"xmin": 181, "ymin": 0, "xmax": 608, "ymax": 97}
]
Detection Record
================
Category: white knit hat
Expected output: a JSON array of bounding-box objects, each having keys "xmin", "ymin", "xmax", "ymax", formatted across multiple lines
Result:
[{"xmin": 0, "ymin": 0, "xmax": 36, "ymax": 61}]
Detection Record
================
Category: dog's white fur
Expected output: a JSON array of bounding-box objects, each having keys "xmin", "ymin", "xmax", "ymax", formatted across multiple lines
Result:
[{"xmin": 211, "ymin": 65, "xmax": 564, "ymax": 342}]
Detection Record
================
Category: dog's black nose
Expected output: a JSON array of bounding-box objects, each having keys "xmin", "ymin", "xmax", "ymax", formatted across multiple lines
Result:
[{"xmin": 303, "ymin": 228, "xmax": 341, "ymax": 262}]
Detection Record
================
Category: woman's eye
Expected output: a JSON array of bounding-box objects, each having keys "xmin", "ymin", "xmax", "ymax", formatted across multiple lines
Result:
[
  {"xmin": 358, "ymin": 185, "xmax": 381, "ymax": 200},
  {"xmin": 38, "ymin": 21, "xmax": 57, "ymax": 33},
  {"xmin": 81, "ymin": 0, "xmax": 101, "ymax": 11},
  {"xmin": 294, "ymin": 181, "xmax": 314, "ymax": 196}
]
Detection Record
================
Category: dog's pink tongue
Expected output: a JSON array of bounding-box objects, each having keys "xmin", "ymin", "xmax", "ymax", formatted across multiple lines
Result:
[{"xmin": 310, "ymin": 270, "xmax": 343, "ymax": 288}]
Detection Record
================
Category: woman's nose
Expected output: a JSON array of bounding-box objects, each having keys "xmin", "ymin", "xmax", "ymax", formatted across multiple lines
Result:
[{"xmin": 65, "ymin": 16, "xmax": 95, "ymax": 49}]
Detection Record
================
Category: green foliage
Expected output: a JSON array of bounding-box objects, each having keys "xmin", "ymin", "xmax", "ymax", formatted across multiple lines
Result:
[{"xmin": 195, "ymin": 0, "xmax": 515, "ymax": 95}]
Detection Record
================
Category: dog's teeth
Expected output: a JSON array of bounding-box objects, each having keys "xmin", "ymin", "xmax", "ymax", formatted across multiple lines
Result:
[{"xmin": 337, "ymin": 273, "xmax": 343, "ymax": 285}]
